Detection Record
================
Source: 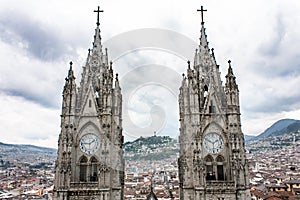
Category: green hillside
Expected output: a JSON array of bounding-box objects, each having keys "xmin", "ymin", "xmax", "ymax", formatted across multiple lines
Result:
[{"xmin": 124, "ymin": 136, "xmax": 178, "ymax": 161}]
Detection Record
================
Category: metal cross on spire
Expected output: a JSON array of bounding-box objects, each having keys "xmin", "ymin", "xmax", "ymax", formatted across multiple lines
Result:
[
  {"xmin": 94, "ymin": 6, "xmax": 104, "ymax": 26},
  {"xmin": 197, "ymin": 6, "xmax": 207, "ymax": 24}
]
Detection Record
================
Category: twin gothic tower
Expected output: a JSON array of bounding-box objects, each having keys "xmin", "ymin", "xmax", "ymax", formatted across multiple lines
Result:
[
  {"xmin": 178, "ymin": 10, "xmax": 251, "ymax": 199},
  {"xmin": 54, "ymin": 6, "xmax": 124, "ymax": 200},
  {"xmin": 54, "ymin": 5, "xmax": 250, "ymax": 200}
]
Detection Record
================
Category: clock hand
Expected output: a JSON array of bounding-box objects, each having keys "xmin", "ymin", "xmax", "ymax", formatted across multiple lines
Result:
[
  {"xmin": 211, "ymin": 139, "xmax": 219, "ymax": 149},
  {"xmin": 206, "ymin": 138, "xmax": 213, "ymax": 144},
  {"xmin": 85, "ymin": 139, "xmax": 95, "ymax": 145}
]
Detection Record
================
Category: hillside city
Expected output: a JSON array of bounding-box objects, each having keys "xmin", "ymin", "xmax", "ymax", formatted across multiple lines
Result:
[{"xmin": 0, "ymin": 120, "xmax": 300, "ymax": 200}]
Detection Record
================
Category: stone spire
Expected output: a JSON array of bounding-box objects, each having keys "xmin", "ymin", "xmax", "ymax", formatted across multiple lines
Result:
[
  {"xmin": 77, "ymin": 5, "xmax": 109, "ymax": 111},
  {"xmin": 62, "ymin": 61, "xmax": 76, "ymax": 116},
  {"xmin": 225, "ymin": 60, "xmax": 238, "ymax": 91},
  {"xmin": 115, "ymin": 73, "xmax": 120, "ymax": 89},
  {"xmin": 199, "ymin": 22, "xmax": 209, "ymax": 48},
  {"xmin": 225, "ymin": 60, "xmax": 239, "ymax": 107},
  {"xmin": 92, "ymin": 6, "xmax": 104, "ymax": 56},
  {"xmin": 54, "ymin": 61, "xmax": 76, "ymax": 195},
  {"xmin": 197, "ymin": 5, "xmax": 208, "ymax": 48}
]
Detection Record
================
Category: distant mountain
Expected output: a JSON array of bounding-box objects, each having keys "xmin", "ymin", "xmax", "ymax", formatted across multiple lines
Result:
[
  {"xmin": 124, "ymin": 135, "xmax": 178, "ymax": 161},
  {"xmin": 255, "ymin": 119, "xmax": 300, "ymax": 139},
  {"xmin": 0, "ymin": 142, "xmax": 56, "ymax": 153},
  {"xmin": 244, "ymin": 134, "xmax": 255, "ymax": 141},
  {"xmin": 0, "ymin": 142, "xmax": 57, "ymax": 165}
]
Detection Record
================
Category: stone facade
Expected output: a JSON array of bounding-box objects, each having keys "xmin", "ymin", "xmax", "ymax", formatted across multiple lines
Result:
[
  {"xmin": 53, "ymin": 8, "xmax": 124, "ymax": 200},
  {"xmin": 178, "ymin": 17, "xmax": 251, "ymax": 200}
]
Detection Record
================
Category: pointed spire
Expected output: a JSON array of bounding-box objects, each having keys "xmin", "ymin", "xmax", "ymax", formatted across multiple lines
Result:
[
  {"xmin": 225, "ymin": 60, "xmax": 238, "ymax": 91},
  {"xmin": 181, "ymin": 73, "xmax": 187, "ymax": 89},
  {"xmin": 65, "ymin": 61, "xmax": 76, "ymax": 87},
  {"xmin": 110, "ymin": 61, "xmax": 113, "ymax": 70},
  {"xmin": 67, "ymin": 61, "xmax": 75, "ymax": 80},
  {"xmin": 227, "ymin": 60, "xmax": 233, "ymax": 75},
  {"xmin": 187, "ymin": 60, "xmax": 193, "ymax": 80},
  {"xmin": 199, "ymin": 22, "xmax": 209, "ymax": 48},
  {"xmin": 197, "ymin": 6, "xmax": 209, "ymax": 48},
  {"xmin": 91, "ymin": 6, "xmax": 104, "ymax": 55},
  {"xmin": 86, "ymin": 49, "xmax": 91, "ymax": 64},
  {"xmin": 115, "ymin": 73, "xmax": 120, "ymax": 89},
  {"xmin": 225, "ymin": 60, "xmax": 239, "ymax": 107},
  {"xmin": 62, "ymin": 61, "xmax": 77, "ymax": 116}
]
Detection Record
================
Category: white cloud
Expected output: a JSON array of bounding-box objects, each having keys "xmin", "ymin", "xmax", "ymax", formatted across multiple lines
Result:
[{"xmin": 0, "ymin": 92, "xmax": 60, "ymax": 148}]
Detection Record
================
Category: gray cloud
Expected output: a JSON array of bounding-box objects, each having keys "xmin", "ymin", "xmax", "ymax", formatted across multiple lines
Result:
[
  {"xmin": 259, "ymin": 14, "xmax": 286, "ymax": 57},
  {"xmin": 0, "ymin": 11, "xmax": 75, "ymax": 61}
]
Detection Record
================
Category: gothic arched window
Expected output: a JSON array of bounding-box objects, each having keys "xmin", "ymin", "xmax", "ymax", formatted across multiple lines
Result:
[
  {"xmin": 216, "ymin": 155, "xmax": 224, "ymax": 162},
  {"xmin": 79, "ymin": 156, "xmax": 88, "ymax": 182},
  {"xmin": 90, "ymin": 157, "xmax": 98, "ymax": 182},
  {"xmin": 216, "ymin": 155, "xmax": 225, "ymax": 181},
  {"xmin": 205, "ymin": 156, "xmax": 215, "ymax": 181}
]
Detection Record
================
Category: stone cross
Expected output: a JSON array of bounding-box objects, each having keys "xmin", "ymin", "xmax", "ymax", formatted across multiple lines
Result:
[
  {"xmin": 94, "ymin": 6, "xmax": 104, "ymax": 26},
  {"xmin": 197, "ymin": 6, "xmax": 207, "ymax": 23}
]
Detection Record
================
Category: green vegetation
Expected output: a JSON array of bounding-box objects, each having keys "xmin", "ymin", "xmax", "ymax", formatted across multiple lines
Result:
[{"xmin": 124, "ymin": 135, "xmax": 178, "ymax": 161}]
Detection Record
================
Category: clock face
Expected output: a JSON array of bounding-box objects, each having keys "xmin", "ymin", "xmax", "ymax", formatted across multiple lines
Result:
[
  {"xmin": 203, "ymin": 133, "xmax": 224, "ymax": 154},
  {"xmin": 80, "ymin": 133, "xmax": 100, "ymax": 155}
]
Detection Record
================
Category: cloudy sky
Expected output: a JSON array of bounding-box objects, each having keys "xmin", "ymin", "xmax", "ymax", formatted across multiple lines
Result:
[{"xmin": 0, "ymin": 0, "xmax": 300, "ymax": 148}]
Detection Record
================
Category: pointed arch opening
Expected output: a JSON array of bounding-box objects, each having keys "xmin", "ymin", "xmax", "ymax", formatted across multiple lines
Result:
[
  {"xmin": 216, "ymin": 155, "xmax": 225, "ymax": 181},
  {"xmin": 205, "ymin": 155, "xmax": 215, "ymax": 181},
  {"xmin": 79, "ymin": 156, "xmax": 88, "ymax": 182},
  {"xmin": 90, "ymin": 157, "xmax": 98, "ymax": 182}
]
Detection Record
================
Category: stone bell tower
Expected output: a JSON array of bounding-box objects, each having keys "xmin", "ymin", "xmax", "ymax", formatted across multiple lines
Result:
[
  {"xmin": 178, "ymin": 6, "xmax": 250, "ymax": 200},
  {"xmin": 53, "ymin": 6, "xmax": 124, "ymax": 200}
]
